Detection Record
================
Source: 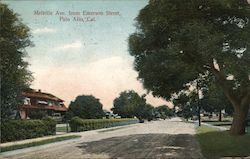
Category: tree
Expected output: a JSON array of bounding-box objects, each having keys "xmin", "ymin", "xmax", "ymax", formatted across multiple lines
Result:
[
  {"xmin": 155, "ymin": 105, "xmax": 174, "ymax": 119},
  {"xmin": 173, "ymin": 92, "xmax": 197, "ymax": 121},
  {"xmin": 129, "ymin": 0, "xmax": 250, "ymax": 135},
  {"xmin": 67, "ymin": 95, "xmax": 104, "ymax": 119},
  {"xmin": 201, "ymin": 81, "xmax": 233, "ymax": 121},
  {"xmin": 0, "ymin": 3, "xmax": 33, "ymax": 120},
  {"xmin": 135, "ymin": 104, "xmax": 155, "ymax": 121},
  {"xmin": 112, "ymin": 90, "xmax": 147, "ymax": 118}
]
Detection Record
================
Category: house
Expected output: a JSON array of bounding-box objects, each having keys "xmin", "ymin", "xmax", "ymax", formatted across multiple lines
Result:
[{"xmin": 19, "ymin": 89, "xmax": 67, "ymax": 119}]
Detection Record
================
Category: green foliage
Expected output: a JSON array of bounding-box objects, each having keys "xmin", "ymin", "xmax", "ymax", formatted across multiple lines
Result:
[
  {"xmin": 129, "ymin": 0, "xmax": 250, "ymax": 99},
  {"xmin": 135, "ymin": 104, "xmax": 155, "ymax": 121},
  {"xmin": 69, "ymin": 117, "xmax": 138, "ymax": 132},
  {"xmin": 173, "ymin": 92, "xmax": 198, "ymax": 120},
  {"xmin": 155, "ymin": 105, "xmax": 174, "ymax": 119},
  {"xmin": 56, "ymin": 126, "xmax": 71, "ymax": 132},
  {"xmin": 27, "ymin": 110, "xmax": 48, "ymax": 119},
  {"xmin": 197, "ymin": 126, "xmax": 250, "ymax": 158},
  {"xmin": 201, "ymin": 82, "xmax": 233, "ymax": 115},
  {"xmin": 129, "ymin": 0, "xmax": 250, "ymax": 135},
  {"xmin": 0, "ymin": 135, "xmax": 81, "ymax": 152},
  {"xmin": 0, "ymin": 3, "xmax": 33, "ymax": 120},
  {"xmin": 63, "ymin": 111, "xmax": 74, "ymax": 121},
  {"xmin": 112, "ymin": 91, "xmax": 172, "ymax": 121},
  {"xmin": 1, "ymin": 118, "xmax": 56, "ymax": 143},
  {"xmin": 68, "ymin": 95, "xmax": 104, "ymax": 119},
  {"xmin": 112, "ymin": 90, "xmax": 147, "ymax": 118}
]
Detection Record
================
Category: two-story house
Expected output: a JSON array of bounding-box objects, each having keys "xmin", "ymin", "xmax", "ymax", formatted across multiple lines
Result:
[{"xmin": 20, "ymin": 89, "xmax": 67, "ymax": 119}]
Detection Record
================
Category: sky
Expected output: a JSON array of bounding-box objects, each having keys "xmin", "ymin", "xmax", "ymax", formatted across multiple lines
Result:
[{"xmin": 5, "ymin": 0, "xmax": 172, "ymax": 110}]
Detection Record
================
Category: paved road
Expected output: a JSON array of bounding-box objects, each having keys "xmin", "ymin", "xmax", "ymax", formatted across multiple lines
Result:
[{"xmin": 1, "ymin": 118, "xmax": 203, "ymax": 159}]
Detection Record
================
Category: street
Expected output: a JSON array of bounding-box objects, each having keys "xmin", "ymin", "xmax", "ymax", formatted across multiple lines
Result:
[{"xmin": 1, "ymin": 118, "xmax": 203, "ymax": 159}]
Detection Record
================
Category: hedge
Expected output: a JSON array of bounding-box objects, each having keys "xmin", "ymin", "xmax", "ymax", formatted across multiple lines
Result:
[
  {"xmin": 69, "ymin": 117, "xmax": 138, "ymax": 132},
  {"xmin": 1, "ymin": 118, "xmax": 56, "ymax": 143}
]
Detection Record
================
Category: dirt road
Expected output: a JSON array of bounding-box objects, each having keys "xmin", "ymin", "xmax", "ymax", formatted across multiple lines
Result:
[{"xmin": 1, "ymin": 118, "xmax": 203, "ymax": 159}]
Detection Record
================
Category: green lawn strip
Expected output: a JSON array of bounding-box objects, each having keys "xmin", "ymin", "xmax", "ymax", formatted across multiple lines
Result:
[
  {"xmin": 203, "ymin": 121, "xmax": 232, "ymax": 126},
  {"xmin": 203, "ymin": 120, "xmax": 232, "ymax": 130},
  {"xmin": 0, "ymin": 135, "xmax": 81, "ymax": 153},
  {"xmin": 196, "ymin": 125, "xmax": 250, "ymax": 159},
  {"xmin": 56, "ymin": 126, "xmax": 71, "ymax": 132}
]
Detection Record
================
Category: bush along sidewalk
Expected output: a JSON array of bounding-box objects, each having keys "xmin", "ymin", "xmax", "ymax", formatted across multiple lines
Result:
[
  {"xmin": 1, "ymin": 117, "xmax": 56, "ymax": 143},
  {"xmin": 69, "ymin": 117, "xmax": 138, "ymax": 132},
  {"xmin": 0, "ymin": 135, "xmax": 81, "ymax": 153}
]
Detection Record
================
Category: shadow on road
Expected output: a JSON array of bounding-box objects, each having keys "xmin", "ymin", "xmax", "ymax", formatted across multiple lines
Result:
[{"xmin": 77, "ymin": 133, "xmax": 202, "ymax": 158}]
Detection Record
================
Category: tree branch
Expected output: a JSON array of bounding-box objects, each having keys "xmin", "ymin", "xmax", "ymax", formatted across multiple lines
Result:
[{"xmin": 209, "ymin": 64, "xmax": 240, "ymax": 108}]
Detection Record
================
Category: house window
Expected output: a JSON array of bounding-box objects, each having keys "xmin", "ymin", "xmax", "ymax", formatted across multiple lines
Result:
[
  {"xmin": 37, "ymin": 101, "xmax": 48, "ymax": 105},
  {"xmin": 59, "ymin": 102, "xmax": 64, "ymax": 107},
  {"xmin": 24, "ymin": 98, "xmax": 31, "ymax": 105}
]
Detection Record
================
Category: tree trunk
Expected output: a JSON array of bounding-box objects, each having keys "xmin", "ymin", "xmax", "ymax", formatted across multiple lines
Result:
[
  {"xmin": 230, "ymin": 107, "xmax": 248, "ymax": 135},
  {"xmin": 209, "ymin": 63, "xmax": 250, "ymax": 136},
  {"xmin": 218, "ymin": 110, "xmax": 222, "ymax": 122}
]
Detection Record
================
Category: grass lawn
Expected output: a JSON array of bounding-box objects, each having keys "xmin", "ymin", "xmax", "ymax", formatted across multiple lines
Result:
[
  {"xmin": 203, "ymin": 121, "xmax": 232, "ymax": 126},
  {"xmin": 0, "ymin": 135, "xmax": 81, "ymax": 153},
  {"xmin": 56, "ymin": 126, "xmax": 71, "ymax": 132},
  {"xmin": 196, "ymin": 125, "xmax": 250, "ymax": 159},
  {"xmin": 202, "ymin": 120, "xmax": 250, "ymax": 132},
  {"xmin": 202, "ymin": 117, "xmax": 233, "ymax": 129}
]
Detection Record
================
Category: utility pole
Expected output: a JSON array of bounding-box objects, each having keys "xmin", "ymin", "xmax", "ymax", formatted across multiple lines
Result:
[
  {"xmin": 197, "ymin": 80, "xmax": 201, "ymax": 126},
  {"xmin": 198, "ymin": 101, "xmax": 201, "ymax": 126}
]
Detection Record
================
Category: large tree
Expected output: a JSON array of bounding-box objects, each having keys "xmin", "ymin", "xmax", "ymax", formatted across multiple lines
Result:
[
  {"xmin": 112, "ymin": 90, "xmax": 147, "ymax": 118},
  {"xmin": 129, "ymin": 0, "xmax": 250, "ymax": 135},
  {"xmin": 0, "ymin": 3, "xmax": 33, "ymax": 120},
  {"xmin": 67, "ymin": 95, "xmax": 104, "ymax": 119},
  {"xmin": 135, "ymin": 103, "xmax": 155, "ymax": 121}
]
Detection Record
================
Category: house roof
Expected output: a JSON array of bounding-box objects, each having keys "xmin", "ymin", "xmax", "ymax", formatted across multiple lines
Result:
[
  {"xmin": 21, "ymin": 104, "xmax": 67, "ymax": 111},
  {"xmin": 22, "ymin": 89, "xmax": 64, "ymax": 102}
]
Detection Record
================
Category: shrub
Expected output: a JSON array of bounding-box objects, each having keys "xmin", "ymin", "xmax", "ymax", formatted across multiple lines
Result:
[
  {"xmin": 69, "ymin": 117, "xmax": 138, "ymax": 132},
  {"xmin": 1, "ymin": 118, "xmax": 56, "ymax": 143},
  {"xmin": 27, "ymin": 110, "xmax": 48, "ymax": 119}
]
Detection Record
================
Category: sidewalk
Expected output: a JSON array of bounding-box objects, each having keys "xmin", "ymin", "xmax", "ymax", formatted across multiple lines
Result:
[
  {"xmin": 0, "ymin": 122, "xmax": 138, "ymax": 148},
  {"xmin": 201, "ymin": 122, "xmax": 229, "ymax": 131},
  {"xmin": 193, "ymin": 120, "xmax": 229, "ymax": 131},
  {"xmin": 0, "ymin": 133, "xmax": 78, "ymax": 148}
]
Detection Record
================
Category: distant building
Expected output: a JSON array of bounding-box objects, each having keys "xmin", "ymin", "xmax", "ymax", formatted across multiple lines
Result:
[{"xmin": 20, "ymin": 89, "xmax": 67, "ymax": 119}]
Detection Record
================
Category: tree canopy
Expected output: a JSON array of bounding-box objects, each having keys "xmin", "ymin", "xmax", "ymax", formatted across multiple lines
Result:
[
  {"xmin": 112, "ymin": 90, "xmax": 173, "ymax": 120},
  {"xmin": 0, "ymin": 3, "xmax": 33, "ymax": 120},
  {"xmin": 173, "ymin": 92, "xmax": 198, "ymax": 121},
  {"xmin": 112, "ymin": 90, "xmax": 146, "ymax": 118},
  {"xmin": 155, "ymin": 105, "xmax": 174, "ymax": 119},
  {"xmin": 201, "ymin": 81, "xmax": 233, "ymax": 119},
  {"xmin": 129, "ymin": 0, "xmax": 250, "ymax": 135},
  {"xmin": 67, "ymin": 95, "xmax": 104, "ymax": 119}
]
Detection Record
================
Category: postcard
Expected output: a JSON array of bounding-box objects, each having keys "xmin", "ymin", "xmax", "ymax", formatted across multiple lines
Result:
[{"xmin": 1, "ymin": 0, "xmax": 250, "ymax": 158}]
